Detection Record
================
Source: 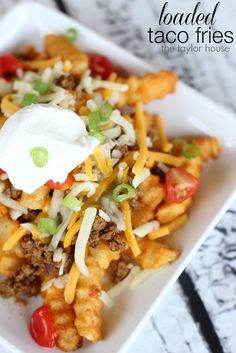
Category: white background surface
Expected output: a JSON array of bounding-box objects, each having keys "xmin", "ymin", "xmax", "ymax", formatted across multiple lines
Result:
[{"xmin": 0, "ymin": 1, "xmax": 236, "ymax": 353}]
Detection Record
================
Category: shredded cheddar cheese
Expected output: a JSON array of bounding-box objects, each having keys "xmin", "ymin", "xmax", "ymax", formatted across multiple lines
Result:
[
  {"xmin": 103, "ymin": 72, "xmax": 117, "ymax": 100},
  {"xmin": 148, "ymin": 227, "xmax": 170, "ymax": 240},
  {"xmin": 68, "ymin": 212, "xmax": 80, "ymax": 229},
  {"xmin": 64, "ymin": 216, "xmax": 83, "ymax": 248},
  {"xmin": 63, "ymin": 60, "xmax": 72, "ymax": 73},
  {"xmin": 122, "ymin": 166, "xmax": 129, "ymax": 183},
  {"xmin": 79, "ymin": 106, "xmax": 89, "ymax": 115},
  {"xmin": 84, "ymin": 156, "xmax": 97, "ymax": 181},
  {"xmin": 1, "ymin": 94, "xmax": 20, "ymax": 117},
  {"xmin": 94, "ymin": 145, "xmax": 111, "ymax": 175},
  {"xmin": 64, "ymin": 262, "xmax": 80, "ymax": 304},
  {"xmin": 132, "ymin": 101, "xmax": 148, "ymax": 176},
  {"xmin": 147, "ymin": 151, "xmax": 182, "ymax": 167},
  {"xmin": 3, "ymin": 227, "xmax": 28, "ymax": 251},
  {"xmin": 155, "ymin": 115, "xmax": 173, "ymax": 152},
  {"xmin": 121, "ymin": 200, "xmax": 141, "ymax": 257}
]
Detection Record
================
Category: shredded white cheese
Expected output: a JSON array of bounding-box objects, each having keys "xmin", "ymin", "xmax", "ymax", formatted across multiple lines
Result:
[
  {"xmin": 102, "ymin": 197, "xmax": 125, "ymax": 231},
  {"xmin": 0, "ymin": 193, "xmax": 27, "ymax": 214},
  {"xmin": 101, "ymin": 290, "xmax": 114, "ymax": 308},
  {"xmin": 9, "ymin": 209, "xmax": 22, "ymax": 220},
  {"xmin": 133, "ymin": 151, "xmax": 139, "ymax": 161},
  {"xmin": 103, "ymin": 126, "xmax": 122, "ymax": 139},
  {"xmin": 49, "ymin": 209, "xmax": 72, "ymax": 250},
  {"xmin": 58, "ymin": 253, "xmax": 67, "ymax": 276},
  {"xmin": 98, "ymin": 209, "xmax": 111, "ymax": 222},
  {"xmin": 158, "ymin": 162, "xmax": 170, "ymax": 173},
  {"xmin": 74, "ymin": 173, "xmax": 95, "ymax": 182},
  {"xmin": 132, "ymin": 168, "xmax": 150, "ymax": 188},
  {"xmin": 117, "ymin": 162, "xmax": 128, "ymax": 181},
  {"xmin": 92, "ymin": 79, "xmax": 128, "ymax": 92},
  {"xmin": 110, "ymin": 110, "xmax": 135, "ymax": 145},
  {"xmin": 70, "ymin": 181, "xmax": 98, "ymax": 198},
  {"xmin": 48, "ymin": 190, "xmax": 64, "ymax": 219},
  {"xmin": 74, "ymin": 207, "xmax": 97, "ymax": 276},
  {"xmin": 134, "ymin": 221, "xmax": 160, "ymax": 238},
  {"xmin": 53, "ymin": 247, "xmax": 63, "ymax": 262},
  {"xmin": 111, "ymin": 149, "xmax": 122, "ymax": 159}
]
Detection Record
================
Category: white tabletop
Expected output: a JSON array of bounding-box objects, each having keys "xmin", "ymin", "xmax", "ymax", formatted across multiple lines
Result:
[{"xmin": 0, "ymin": 1, "xmax": 236, "ymax": 353}]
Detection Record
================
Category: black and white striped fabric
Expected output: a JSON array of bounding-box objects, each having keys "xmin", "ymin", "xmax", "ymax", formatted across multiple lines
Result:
[{"xmin": 0, "ymin": 1, "xmax": 235, "ymax": 352}]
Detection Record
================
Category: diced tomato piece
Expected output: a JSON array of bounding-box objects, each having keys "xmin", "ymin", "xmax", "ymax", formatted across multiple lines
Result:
[
  {"xmin": 165, "ymin": 167, "xmax": 199, "ymax": 203},
  {"xmin": 46, "ymin": 173, "xmax": 74, "ymax": 190},
  {"xmin": 0, "ymin": 54, "xmax": 19, "ymax": 78},
  {"xmin": 29, "ymin": 305, "xmax": 55, "ymax": 348},
  {"xmin": 0, "ymin": 168, "xmax": 5, "ymax": 175},
  {"xmin": 90, "ymin": 55, "xmax": 115, "ymax": 79}
]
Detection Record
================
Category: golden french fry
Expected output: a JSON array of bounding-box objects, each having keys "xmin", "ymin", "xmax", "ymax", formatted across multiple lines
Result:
[
  {"xmin": 0, "ymin": 113, "xmax": 8, "ymax": 128},
  {"xmin": 118, "ymin": 71, "xmax": 178, "ymax": 106},
  {"xmin": 74, "ymin": 257, "xmax": 104, "ymax": 342},
  {"xmin": 137, "ymin": 238, "xmax": 179, "ymax": 269},
  {"xmin": 0, "ymin": 215, "xmax": 24, "ymax": 257},
  {"xmin": 0, "ymin": 253, "xmax": 24, "ymax": 276},
  {"xmin": 165, "ymin": 213, "xmax": 188, "ymax": 232},
  {"xmin": 44, "ymin": 35, "xmax": 88, "ymax": 75},
  {"xmin": 140, "ymin": 175, "xmax": 166, "ymax": 210},
  {"xmin": 0, "ymin": 204, "xmax": 8, "ymax": 217},
  {"xmin": 20, "ymin": 56, "xmax": 61, "ymax": 70},
  {"xmin": 89, "ymin": 241, "xmax": 120, "ymax": 269},
  {"xmin": 43, "ymin": 284, "xmax": 82, "ymax": 352},
  {"xmin": 19, "ymin": 185, "xmax": 50, "ymax": 210},
  {"xmin": 148, "ymin": 227, "xmax": 170, "ymax": 240},
  {"xmin": 191, "ymin": 137, "xmax": 221, "ymax": 161},
  {"xmin": 131, "ymin": 206, "xmax": 155, "ymax": 228},
  {"xmin": 156, "ymin": 201, "xmax": 186, "ymax": 224}
]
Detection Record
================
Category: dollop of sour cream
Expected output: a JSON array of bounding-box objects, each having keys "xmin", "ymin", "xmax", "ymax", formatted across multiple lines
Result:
[{"xmin": 0, "ymin": 104, "xmax": 98, "ymax": 193}]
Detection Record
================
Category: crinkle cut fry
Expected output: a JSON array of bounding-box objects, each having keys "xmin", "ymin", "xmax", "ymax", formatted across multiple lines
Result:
[
  {"xmin": 43, "ymin": 284, "xmax": 82, "ymax": 352},
  {"xmin": 44, "ymin": 35, "xmax": 88, "ymax": 75},
  {"xmin": 118, "ymin": 70, "xmax": 178, "ymax": 107},
  {"xmin": 0, "ymin": 216, "xmax": 25, "ymax": 276},
  {"xmin": 74, "ymin": 256, "xmax": 104, "ymax": 343}
]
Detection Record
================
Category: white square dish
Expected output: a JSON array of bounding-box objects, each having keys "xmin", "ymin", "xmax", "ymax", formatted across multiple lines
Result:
[{"xmin": 0, "ymin": 2, "xmax": 236, "ymax": 353}]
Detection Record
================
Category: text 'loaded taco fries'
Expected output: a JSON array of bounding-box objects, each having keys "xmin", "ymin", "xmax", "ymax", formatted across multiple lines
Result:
[{"xmin": 0, "ymin": 28, "xmax": 220, "ymax": 351}]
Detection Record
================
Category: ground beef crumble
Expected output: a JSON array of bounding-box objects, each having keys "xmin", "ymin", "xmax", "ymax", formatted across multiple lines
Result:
[
  {"xmin": 4, "ymin": 181, "xmax": 22, "ymax": 200},
  {"xmin": 111, "ymin": 259, "xmax": 131, "ymax": 284},
  {"xmin": 0, "ymin": 235, "xmax": 61, "ymax": 299},
  {"xmin": 89, "ymin": 215, "xmax": 126, "ymax": 251},
  {"xmin": 17, "ymin": 209, "xmax": 40, "ymax": 223},
  {"xmin": 55, "ymin": 74, "xmax": 78, "ymax": 90}
]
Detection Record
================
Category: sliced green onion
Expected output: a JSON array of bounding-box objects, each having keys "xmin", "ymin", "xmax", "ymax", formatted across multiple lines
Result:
[
  {"xmin": 90, "ymin": 132, "xmax": 106, "ymax": 144},
  {"xmin": 62, "ymin": 194, "xmax": 83, "ymax": 212},
  {"xmin": 22, "ymin": 93, "xmax": 38, "ymax": 107},
  {"xmin": 183, "ymin": 144, "xmax": 200, "ymax": 159},
  {"xmin": 33, "ymin": 81, "xmax": 50, "ymax": 94},
  {"xmin": 37, "ymin": 218, "xmax": 58, "ymax": 235},
  {"xmin": 112, "ymin": 183, "xmax": 135, "ymax": 202},
  {"xmin": 65, "ymin": 28, "xmax": 78, "ymax": 42},
  {"xmin": 88, "ymin": 111, "xmax": 100, "ymax": 134},
  {"xmin": 30, "ymin": 147, "xmax": 48, "ymax": 167},
  {"xmin": 99, "ymin": 102, "xmax": 113, "ymax": 122}
]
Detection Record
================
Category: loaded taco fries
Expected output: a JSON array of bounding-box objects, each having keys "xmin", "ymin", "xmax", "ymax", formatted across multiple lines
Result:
[{"xmin": 0, "ymin": 28, "xmax": 220, "ymax": 351}]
